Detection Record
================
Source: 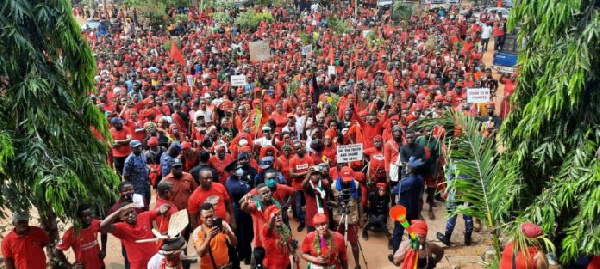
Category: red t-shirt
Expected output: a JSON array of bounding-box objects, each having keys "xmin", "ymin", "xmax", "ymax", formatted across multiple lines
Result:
[
  {"xmin": 1, "ymin": 226, "xmax": 49, "ymax": 269},
  {"xmin": 187, "ymin": 183, "xmax": 231, "ymax": 221},
  {"xmin": 364, "ymin": 147, "xmax": 386, "ymax": 178},
  {"xmin": 247, "ymin": 203, "xmax": 267, "ymax": 247},
  {"xmin": 301, "ymin": 231, "xmax": 347, "ymax": 268},
  {"xmin": 57, "ymin": 220, "xmax": 104, "ymax": 269},
  {"xmin": 262, "ymin": 225, "xmax": 292, "ymax": 269},
  {"xmin": 155, "ymin": 197, "xmax": 178, "ymax": 251},
  {"xmin": 110, "ymin": 127, "xmax": 132, "ymax": 158},
  {"xmin": 209, "ymin": 154, "xmax": 235, "ymax": 184},
  {"xmin": 289, "ymin": 155, "xmax": 314, "ymax": 190},
  {"xmin": 112, "ymin": 211, "xmax": 159, "ymax": 269}
]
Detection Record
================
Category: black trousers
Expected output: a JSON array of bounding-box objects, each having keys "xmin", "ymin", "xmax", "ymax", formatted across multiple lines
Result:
[
  {"xmin": 114, "ymin": 156, "xmax": 127, "ymax": 175},
  {"xmin": 364, "ymin": 213, "xmax": 388, "ymax": 233}
]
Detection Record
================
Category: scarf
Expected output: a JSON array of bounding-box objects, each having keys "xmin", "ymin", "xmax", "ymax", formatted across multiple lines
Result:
[{"xmin": 310, "ymin": 180, "xmax": 326, "ymax": 213}]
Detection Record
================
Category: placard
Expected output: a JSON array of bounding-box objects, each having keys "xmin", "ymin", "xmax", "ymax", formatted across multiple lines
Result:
[
  {"xmin": 249, "ymin": 41, "xmax": 271, "ymax": 62},
  {"xmin": 328, "ymin": 66, "xmax": 336, "ymax": 75},
  {"xmin": 302, "ymin": 44, "xmax": 313, "ymax": 55},
  {"xmin": 467, "ymin": 88, "xmax": 491, "ymax": 103},
  {"xmin": 186, "ymin": 74, "xmax": 194, "ymax": 87},
  {"xmin": 231, "ymin": 75, "xmax": 247, "ymax": 86},
  {"xmin": 337, "ymin": 144, "xmax": 363, "ymax": 163},
  {"xmin": 362, "ymin": 30, "xmax": 372, "ymax": 37}
]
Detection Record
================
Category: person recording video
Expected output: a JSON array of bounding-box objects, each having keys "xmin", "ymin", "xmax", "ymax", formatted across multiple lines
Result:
[
  {"xmin": 329, "ymin": 166, "xmax": 363, "ymax": 269},
  {"xmin": 301, "ymin": 164, "xmax": 332, "ymax": 233}
]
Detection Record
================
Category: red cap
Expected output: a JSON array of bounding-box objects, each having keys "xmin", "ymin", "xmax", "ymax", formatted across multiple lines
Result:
[
  {"xmin": 148, "ymin": 137, "xmax": 159, "ymax": 147},
  {"xmin": 373, "ymin": 135, "xmax": 383, "ymax": 141},
  {"xmin": 376, "ymin": 182, "xmax": 387, "ymax": 189},
  {"xmin": 312, "ymin": 213, "xmax": 328, "ymax": 225},
  {"xmin": 341, "ymin": 166, "xmax": 354, "ymax": 182},
  {"xmin": 263, "ymin": 205, "xmax": 281, "ymax": 221}
]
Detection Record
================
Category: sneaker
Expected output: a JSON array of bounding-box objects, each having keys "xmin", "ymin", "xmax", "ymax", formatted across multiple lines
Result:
[
  {"xmin": 361, "ymin": 230, "xmax": 369, "ymax": 240},
  {"xmin": 388, "ymin": 254, "xmax": 394, "ymax": 263},
  {"xmin": 297, "ymin": 224, "xmax": 305, "ymax": 232}
]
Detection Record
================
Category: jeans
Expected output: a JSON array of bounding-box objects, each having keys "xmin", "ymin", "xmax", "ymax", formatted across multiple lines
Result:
[
  {"xmin": 445, "ymin": 203, "xmax": 473, "ymax": 235},
  {"xmin": 364, "ymin": 213, "xmax": 388, "ymax": 233},
  {"xmin": 481, "ymin": 38, "xmax": 490, "ymax": 51},
  {"xmin": 392, "ymin": 214, "xmax": 418, "ymax": 253},
  {"xmin": 294, "ymin": 190, "xmax": 306, "ymax": 226}
]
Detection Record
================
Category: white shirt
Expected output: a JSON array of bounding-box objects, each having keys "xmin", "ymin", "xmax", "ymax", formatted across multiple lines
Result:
[
  {"xmin": 253, "ymin": 136, "xmax": 274, "ymax": 147},
  {"xmin": 481, "ymin": 25, "xmax": 493, "ymax": 39},
  {"xmin": 193, "ymin": 109, "xmax": 213, "ymax": 123}
]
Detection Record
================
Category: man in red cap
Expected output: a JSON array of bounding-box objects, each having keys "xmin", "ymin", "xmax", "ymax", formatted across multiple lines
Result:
[
  {"xmin": 392, "ymin": 220, "xmax": 444, "ymax": 268},
  {"xmin": 262, "ymin": 205, "xmax": 299, "ymax": 269},
  {"xmin": 499, "ymin": 223, "xmax": 549, "ymax": 269},
  {"xmin": 301, "ymin": 213, "xmax": 348, "ymax": 269},
  {"xmin": 330, "ymin": 166, "xmax": 363, "ymax": 269}
]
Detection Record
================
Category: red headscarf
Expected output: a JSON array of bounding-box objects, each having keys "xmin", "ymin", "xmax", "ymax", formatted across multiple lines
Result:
[{"xmin": 403, "ymin": 220, "xmax": 428, "ymax": 269}]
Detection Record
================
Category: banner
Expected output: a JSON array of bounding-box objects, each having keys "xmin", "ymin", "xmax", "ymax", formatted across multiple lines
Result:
[
  {"xmin": 301, "ymin": 44, "xmax": 313, "ymax": 56},
  {"xmin": 231, "ymin": 75, "xmax": 247, "ymax": 86},
  {"xmin": 467, "ymin": 88, "xmax": 491, "ymax": 103},
  {"xmin": 337, "ymin": 144, "xmax": 363, "ymax": 163},
  {"xmin": 328, "ymin": 66, "xmax": 336, "ymax": 76},
  {"xmin": 249, "ymin": 41, "xmax": 271, "ymax": 62}
]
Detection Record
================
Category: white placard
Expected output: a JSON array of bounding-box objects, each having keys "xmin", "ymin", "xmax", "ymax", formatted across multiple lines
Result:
[
  {"xmin": 362, "ymin": 30, "xmax": 372, "ymax": 37},
  {"xmin": 328, "ymin": 66, "xmax": 336, "ymax": 75},
  {"xmin": 186, "ymin": 74, "xmax": 194, "ymax": 87},
  {"xmin": 132, "ymin": 194, "xmax": 145, "ymax": 208},
  {"xmin": 249, "ymin": 41, "xmax": 271, "ymax": 62},
  {"xmin": 302, "ymin": 44, "xmax": 313, "ymax": 55},
  {"xmin": 231, "ymin": 75, "xmax": 247, "ymax": 86},
  {"xmin": 336, "ymin": 144, "xmax": 363, "ymax": 163},
  {"xmin": 467, "ymin": 88, "xmax": 491, "ymax": 103}
]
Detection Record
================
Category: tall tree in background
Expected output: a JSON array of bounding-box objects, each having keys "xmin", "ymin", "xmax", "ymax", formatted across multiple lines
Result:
[
  {"xmin": 0, "ymin": 0, "xmax": 119, "ymax": 256},
  {"xmin": 496, "ymin": 0, "xmax": 600, "ymax": 264}
]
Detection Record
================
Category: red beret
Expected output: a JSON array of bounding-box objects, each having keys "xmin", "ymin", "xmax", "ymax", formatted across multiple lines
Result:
[
  {"xmin": 312, "ymin": 213, "xmax": 328, "ymax": 225},
  {"xmin": 148, "ymin": 137, "xmax": 159, "ymax": 147}
]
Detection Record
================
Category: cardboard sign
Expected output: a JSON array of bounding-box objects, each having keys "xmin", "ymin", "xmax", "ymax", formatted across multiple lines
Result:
[
  {"xmin": 337, "ymin": 144, "xmax": 363, "ymax": 163},
  {"xmin": 467, "ymin": 88, "xmax": 491, "ymax": 103},
  {"xmin": 328, "ymin": 65, "xmax": 336, "ymax": 75},
  {"xmin": 302, "ymin": 44, "xmax": 313, "ymax": 55},
  {"xmin": 231, "ymin": 75, "xmax": 247, "ymax": 86},
  {"xmin": 249, "ymin": 41, "xmax": 271, "ymax": 62}
]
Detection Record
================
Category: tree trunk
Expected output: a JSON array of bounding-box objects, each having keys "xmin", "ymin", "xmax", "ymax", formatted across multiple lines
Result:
[{"xmin": 39, "ymin": 207, "xmax": 65, "ymax": 269}]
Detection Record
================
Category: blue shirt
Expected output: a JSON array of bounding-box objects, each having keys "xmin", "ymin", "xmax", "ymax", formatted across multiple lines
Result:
[
  {"xmin": 392, "ymin": 174, "xmax": 424, "ymax": 217},
  {"xmin": 225, "ymin": 176, "xmax": 252, "ymax": 209},
  {"xmin": 160, "ymin": 153, "xmax": 176, "ymax": 178},
  {"xmin": 123, "ymin": 152, "xmax": 149, "ymax": 192}
]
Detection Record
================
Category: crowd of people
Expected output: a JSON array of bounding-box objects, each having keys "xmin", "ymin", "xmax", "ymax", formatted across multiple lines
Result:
[{"xmin": 4, "ymin": 1, "xmax": 570, "ymax": 269}]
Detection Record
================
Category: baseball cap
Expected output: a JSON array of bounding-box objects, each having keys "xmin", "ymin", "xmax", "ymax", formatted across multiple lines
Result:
[
  {"xmin": 12, "ymin": 212, "xmax": 30, "ymax": 222},
  {"xmin": 171, "ymin": 158, "xmax": 183, "ymax": 168},
  {"xmin": 341, "ymin": 166, "xmax": 355, "ymax": 182},
  {"xmin": 110, "ymin": 117, "xmax": 123, "ymax": 124},
  {"xmin": 130, "ymin": 140, "xmax": 142, "ymax": 148},
  {"xmin": 148, "ymin": 137, "xmax": 159, "ymax": 147}
]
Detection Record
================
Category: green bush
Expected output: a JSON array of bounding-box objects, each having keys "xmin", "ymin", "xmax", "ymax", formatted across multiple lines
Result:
[
  {"xmin": 235, "ymin": 10, "xmax": 274, "ymax": 32},
  {"xmin": 211, "ymin": 11, "xmax": 232, "ymax": 24}
]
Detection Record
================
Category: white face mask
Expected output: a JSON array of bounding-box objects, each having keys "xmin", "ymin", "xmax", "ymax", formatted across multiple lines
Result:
[{"xmin": 236, "ymin": 168, "xmax": 244, "ymax": 177}]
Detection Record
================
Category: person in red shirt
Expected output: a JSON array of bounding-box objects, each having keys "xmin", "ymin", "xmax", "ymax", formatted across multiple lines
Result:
[
  {"xmin": 363, "ymin": 135, "xmax": 387, "ymax": 185},
  {"xmin": 262, "ymin": 205, "xmax": 300, "ymax": 269},
  {"xmin": 384, "ymin": 126, "xmax": 403, "ymax": 187},
  {"xmin": 100, "ymin": 202, "xmax": 171, "ymax": 269},
  {"xmin": 55, "ymin": 204, "xmax": 107, "ymax": 269},
  {"xmin": 209, "ymin": 145, "xmax": 235, "ymax": 184},
  {"xmin": 1, "ymin": 212, "xmax": 50, "ymax": 269},
  {"xmin": 188, "ymin": 167, "xmax": 236, "ymax": 229},
  {"xmin": 161, "ymin": 158, "xmax": 198, "ymax": 210},
  {"xmin": 241, "ymin": 183, "xmax": 280, "ymax": 268},
  {"xmin": 302, "ymin": 165, "xmax": 331, "ymax": 233},
  {"xmin": 289, "ymin": 141, "xmax": 314, "ymax": 231},
  {"xmin": 110, "ymin": 117, "xmax": 132, "ymax": 175},
  {"xmin": 155, "ymin": 181, "xmax": 179, "ymax": 237},
  {"xmin": 354, "ymin": 107, "xmax": 388, "ymax": 149},
  {"xmin": 301, "ymin": 214, "xmax": 348, "ymax": 269}
]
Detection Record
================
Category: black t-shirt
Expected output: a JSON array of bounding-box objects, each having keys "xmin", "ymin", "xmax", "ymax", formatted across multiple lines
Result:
[{"xmin": 368, "ymin": 192, "xmax": 389, "ymax": 216}]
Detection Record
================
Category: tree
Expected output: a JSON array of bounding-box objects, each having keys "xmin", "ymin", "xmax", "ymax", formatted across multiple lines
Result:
[
  {"xmin": 0, "ymin": 0, "xmax": 119, "ymax": 263},
  {"xmin": 495, "ymin": 0, "xmax": 600, "ymax": 264}
]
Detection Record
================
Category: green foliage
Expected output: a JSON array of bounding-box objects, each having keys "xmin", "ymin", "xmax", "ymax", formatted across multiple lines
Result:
[
  {"xmin": 211, "ymin": 11, "xmax": 232, "ymax": 24},
  {"xmin": 0, "ymin": 0, "xmax": 119, "ymax": 230},
  {"xmin": 286, "ymin": 78, "xmax": 300, "ymax": 97},
  {"xmin": 496, "ymin": 0, "xmax": 600, "ymax": 264},
  {"xmin": 421, "ymin": 111, "xmax": 504, "ymax": 261},
  {"xmin": 393, "ymin": 2, "xmax": 412, "ymax": 21},
  {"xmin": 235, "ymin": 10, "xmax": 273, "ymax": 32},
  {"xmin": 327, "ymin": 15, "xmax": 353, "ymax": 35}
]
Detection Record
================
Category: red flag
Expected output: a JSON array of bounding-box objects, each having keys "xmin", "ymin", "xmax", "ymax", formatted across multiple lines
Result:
[
  {"xmin": 169, "ymin": 40, "xmax": 186, "ymax": 66},
  {"xmin": 328, "ymin": 48, "xmax": 335, "ymax": 65}
]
